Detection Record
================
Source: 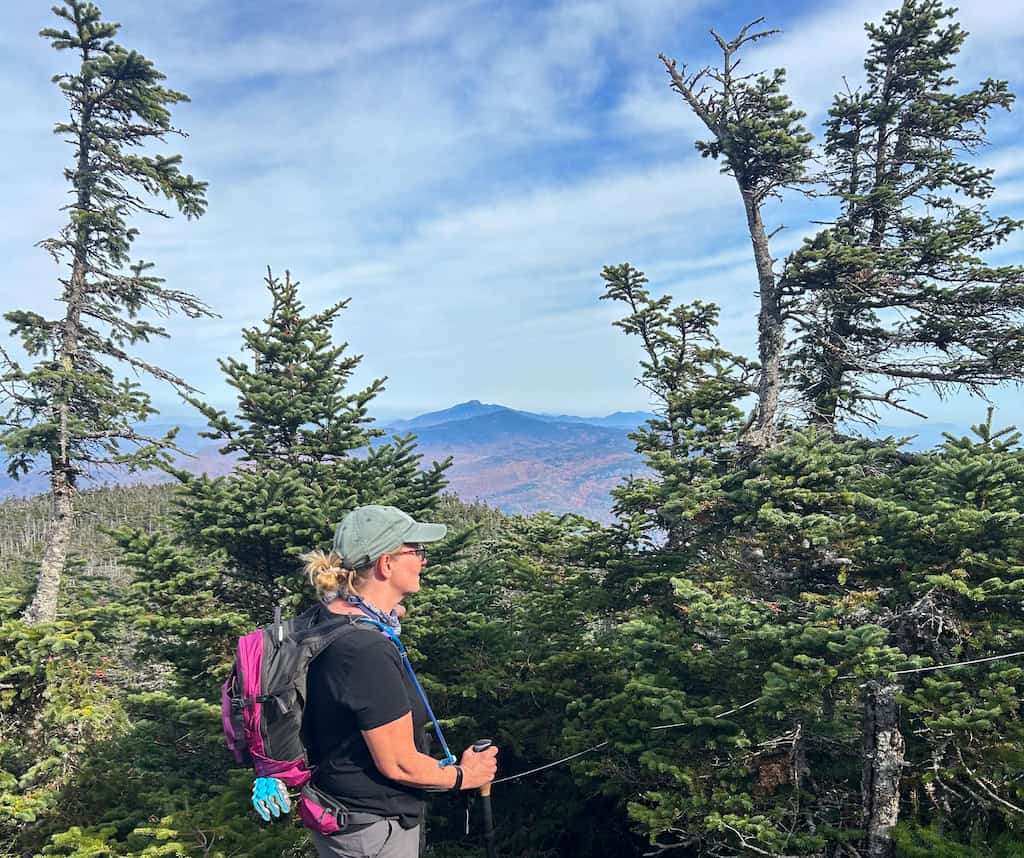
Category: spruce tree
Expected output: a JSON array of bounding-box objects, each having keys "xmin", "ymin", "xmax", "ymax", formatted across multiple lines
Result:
[
  {"xmin": 118, "ymin": 268, "xmax": 452, "ymax": 702},
  {"xmin": 162, "ymin": 268, "xmax": 450, "ymax": 622},
  {"xmin": 875, "ymin": 412, "xmax": 1024, "ymax": 835},
  {"xmin": 590, "ymin": 265, "xmax": 917, "ymax": 856},
  {"xmin": 588, "ymin": 289, "xmax": 1024, "ymax": 856},
  {"xmin": 599, "ymin": 263, "xmax": 753, "ymax": 555},
  {"xmin": 660, "ymin": 22, "xmax": 812, "ymax": 449},
  {"xmin": 0, "ymin": 1, "xmax": 209, "ymax": 625},
  {"xmin": 628, "ymin": 11, "xmax": 1024, "ymax": 848},
  {"xmin": 787, "ymin": 0, "xmax": 1024, "ymax": 427}
]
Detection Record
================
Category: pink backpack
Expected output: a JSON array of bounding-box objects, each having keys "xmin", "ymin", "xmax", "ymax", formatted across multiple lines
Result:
[{"xmin": 221, "ymin": 606, "xmax": 361, "ymax": 787}]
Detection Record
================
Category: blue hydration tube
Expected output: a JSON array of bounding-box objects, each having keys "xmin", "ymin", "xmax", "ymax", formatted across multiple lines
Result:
[{"xmin": 354, "ymin": 617, "xmax": 458, "ymax": 767}]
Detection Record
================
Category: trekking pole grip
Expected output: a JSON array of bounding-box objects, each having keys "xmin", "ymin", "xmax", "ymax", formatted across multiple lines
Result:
[
  {"xmin": 472, "ymin": 739, "xmax": 497, "ymax": 857},
  {"xmin": 472, "ymin": 738, "xmax": 494, "ymax": 792}
]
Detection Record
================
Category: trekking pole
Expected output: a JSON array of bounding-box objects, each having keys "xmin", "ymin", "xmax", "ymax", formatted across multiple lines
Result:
[{"xmin": 472, "ymin": 739, "xmax": 498, "ymax": 858}]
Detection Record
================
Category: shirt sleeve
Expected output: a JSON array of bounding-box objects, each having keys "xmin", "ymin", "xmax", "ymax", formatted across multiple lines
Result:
[{"xmin": 342, "ymin": 633, "xmax": 414, "ymax": 731}]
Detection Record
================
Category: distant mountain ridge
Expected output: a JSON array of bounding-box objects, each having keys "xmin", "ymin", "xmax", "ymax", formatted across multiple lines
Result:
[
  {"xmin": 379, "ymin": 402, "xmax": 653, "ymax": 520},
  {"xmin": 0, "ymin": 401, "xmax": 655, "ymax": 519},
  {"xmin": 1, "ymin": 401, "xmax": 971, "ymax": 520},
  {"xmin": 386, "ymin": 400, "xmax": 509, "ymax": 430},
  {"xmin": 384, "ymin": 400, "xmax": 655, "ymax": 432}
]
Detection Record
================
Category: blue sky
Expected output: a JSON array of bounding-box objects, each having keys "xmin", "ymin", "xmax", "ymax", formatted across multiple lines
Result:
[{"xmin": 2, "ymin": 0, "xmax": 1023, "ymax": 429}]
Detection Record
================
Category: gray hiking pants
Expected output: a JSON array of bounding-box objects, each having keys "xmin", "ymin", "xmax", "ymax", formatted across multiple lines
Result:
[{"xmin": 310, "ymin": 820, "xmax": 420, "ymax": 858}]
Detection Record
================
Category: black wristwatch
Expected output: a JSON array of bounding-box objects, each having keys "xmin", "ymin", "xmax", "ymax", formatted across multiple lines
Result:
[{"xmin": 451, "ymin": 765, "xmax": 464, "ymax": 791}]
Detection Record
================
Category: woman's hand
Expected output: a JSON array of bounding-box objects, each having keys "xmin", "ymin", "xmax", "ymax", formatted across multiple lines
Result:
[
  {"xmin": 364, "ymin": 715, "xmax": 497, "ymax": 790},
  {"xmin": 459, "ymin": 743, "xmax": 498, "ymax": 789}
]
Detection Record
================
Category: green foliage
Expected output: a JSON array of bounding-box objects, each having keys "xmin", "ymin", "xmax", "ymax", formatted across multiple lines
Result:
[
  {"xmin": 787, "ymin": 0, "xmax": 1024, "ymax": 425},
  {"xmin": 660, "ymin": 19, "xmax": 813, "ymax": 447},
  {"xmin": 599, "ymin": 263, "xmax": 752, "ymax": 554},
  {"xmin": 1, "ymin": 0, "xmax": 212, "ymax": 628},
  {"xmin": 159, "ymin": 269, "xmax": 451, "ymax": 621},
  {"xmin": 405, "ymin": 510, "xmax": 643, "ymax": 856},
  {"xmin": 895, "ymin": 823, "xmax": 1024, "ymax": 858},
  {"xmin": 567, "ymin": 294, "xmax": 1024, "ymax": 856},
  {"xmin": 4, "ymin": 4, "xmax": 1024, "ymax": 858},
  {"xmin": 0, "ymin": 587, "xmax": 130, "ymax": 855},
  {"xmin": 661, "ymin": 20, "xmax": 812, "ymax": 205},
  {"xmin": 587, "ymin": 10, "xmax": 1024, "ymax": 850},
  {"xmin": 0, "ymin": 0, "xmax": 210, "ymax": 481}
]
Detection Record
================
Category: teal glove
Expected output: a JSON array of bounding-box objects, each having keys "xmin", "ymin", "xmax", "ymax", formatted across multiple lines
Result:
[{"xmin": 252, "ymin": 777, "xmax": 291, "ymax": 821}]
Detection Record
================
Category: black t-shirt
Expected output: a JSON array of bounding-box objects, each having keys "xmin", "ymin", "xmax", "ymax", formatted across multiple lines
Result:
[{"xmin": 302, "ymin": 609, "xmax": 429, "ymax": 828}]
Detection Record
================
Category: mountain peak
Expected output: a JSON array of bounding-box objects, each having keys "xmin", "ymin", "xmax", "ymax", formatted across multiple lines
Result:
[{"xmin": 386, "ymin": 400, "xmax": 510, "ymax": 431}]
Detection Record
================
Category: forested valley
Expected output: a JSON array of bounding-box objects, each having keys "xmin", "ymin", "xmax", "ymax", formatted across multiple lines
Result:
[{"xmin": 2, "ymin": 1, "xmax": 1023, "ymax": 857}]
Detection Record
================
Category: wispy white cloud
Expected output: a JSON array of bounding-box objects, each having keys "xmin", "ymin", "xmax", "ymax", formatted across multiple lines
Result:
[
  {"xmin": 619, "ymin": 0, "xmax": 1024, "ymax": 141},
  {"xmin": 983, "ymin": 146, "xmax": 1024, "ymax": 182},
  {"xmin": 1, "ymin": 0, "xmax": 1022, "ymax": 428},
  {"xmin": 993, "ymin": 180, "xmax": 1024, "ymax": 208}
]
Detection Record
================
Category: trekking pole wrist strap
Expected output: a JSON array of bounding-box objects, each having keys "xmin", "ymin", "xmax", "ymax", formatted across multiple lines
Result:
[{"xmin": 450, "ymin": 765, "xmax": 464, "ymax": 791}]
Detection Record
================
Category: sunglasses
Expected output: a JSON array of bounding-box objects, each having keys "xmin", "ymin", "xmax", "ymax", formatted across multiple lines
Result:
[{"xmin": 390, "ymin": 546, "xmax": 428, "ymax": 562}]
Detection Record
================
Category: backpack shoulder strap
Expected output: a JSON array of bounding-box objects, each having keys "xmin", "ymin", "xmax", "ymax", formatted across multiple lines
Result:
[
  {"xmin": 292, "ymin": 614, "xmax": 362, "ymax": 657},
  {"xmin": 350, "ymin": 617, "xmax": 457, "ymax": 768}
]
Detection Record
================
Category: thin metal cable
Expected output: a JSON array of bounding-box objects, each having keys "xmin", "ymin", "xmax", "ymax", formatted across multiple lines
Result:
[
  {"xmin": 485, "ymin": 649, "xmax": 1024, "ymax": 786},
  {"xmin": 491, "ymin": 741, "xmax": 610, "ymax": 785},
  {"xmin": 649, "ymin": 694, "xmax": 764, "ymax": 731},
  {"xmin": 490, "ymin": 694, "xmax": 763, "ymax": 785},
  {"xmin": 892, "ymin": 650, "xmax": 1024, "ymax": 675}
]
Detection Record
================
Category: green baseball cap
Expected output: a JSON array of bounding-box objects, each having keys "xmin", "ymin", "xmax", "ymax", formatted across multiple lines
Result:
[{"xmin": 333, "ymin": 505, "xmax": 447, "ymax": 569}]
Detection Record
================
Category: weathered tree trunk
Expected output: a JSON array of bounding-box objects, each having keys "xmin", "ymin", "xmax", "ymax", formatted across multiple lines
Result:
[
  {"xmin": 22, "ymin": 99, "xmax": 91, "ymax": 626},
  {"xmin": 862, "ymin": 680, "xmax": 904, "ymax": 858},
  {"xmin": 21, "ymin": 466, "xmax": 75, "ymax": 624},
  {"xmin": 23, "ymin": 261, "xmax": 83, "ymax": 625},
  {"xmin": 739, "ymin": 187, "xmax": 784, "ymax": 450}
]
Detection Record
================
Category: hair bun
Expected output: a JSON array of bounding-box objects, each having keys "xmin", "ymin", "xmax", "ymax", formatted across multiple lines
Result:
[{"xmin": 303, "ymin": 549, "xmax": 344, "ymax": 595}]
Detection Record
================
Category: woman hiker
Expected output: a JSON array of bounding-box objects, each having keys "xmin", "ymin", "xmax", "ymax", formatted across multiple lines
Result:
[{"xmin": 298, "ymin": 504, "xmax": 497, "ymax": 858}]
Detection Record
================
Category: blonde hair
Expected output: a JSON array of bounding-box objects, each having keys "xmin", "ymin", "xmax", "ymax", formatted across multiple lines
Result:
[{"xmin": 302, "ymin": 549, "xmax": 372, "ymax": 602}]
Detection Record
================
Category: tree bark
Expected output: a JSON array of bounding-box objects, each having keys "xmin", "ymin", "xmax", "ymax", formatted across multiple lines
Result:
[
  {"xmin": 23, "ymin": 246, "xmax": 83, "ymax": 625},
  {"xmin": 739, "ymin": 186, "xmax": 784, "ymax": 450},
  {"xmin": 862, "ymin": 680, "xmax": 904, "ymax": 858},
  {"xmin": 21, "ymin": 465, "xmax": 75, "ymax": 624},
  {"xmin": 29, "ymin": 264, "xmax": 86, "ymax": 624},
  {"xmin": 22, "ymin": 83, "xmax": 91, "ymax": 626}
]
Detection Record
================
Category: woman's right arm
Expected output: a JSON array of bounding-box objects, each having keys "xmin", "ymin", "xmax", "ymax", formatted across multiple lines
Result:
[{"xmin": 363, "ymin": 716, "xmax": 497, "ymax": 790}]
